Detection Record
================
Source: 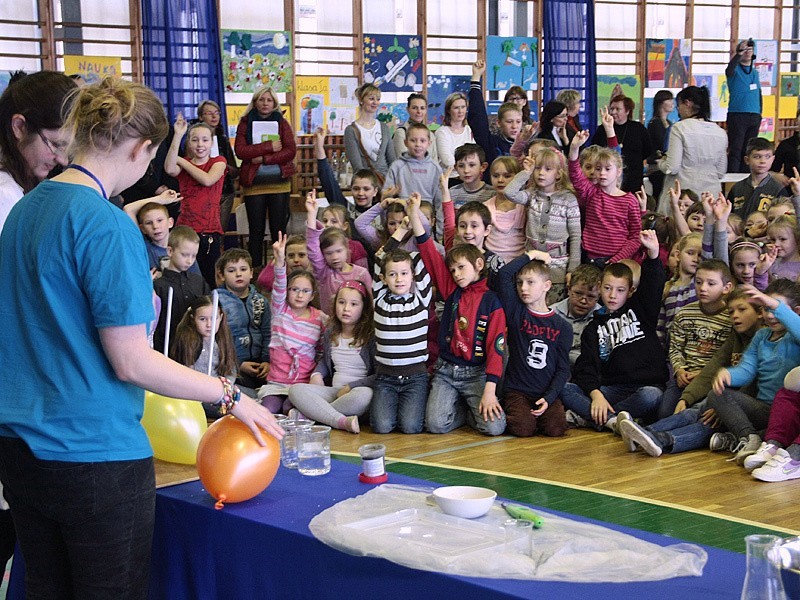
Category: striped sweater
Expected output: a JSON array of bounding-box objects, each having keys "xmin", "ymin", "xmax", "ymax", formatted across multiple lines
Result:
[
  {"xmin": 568, "ymin": 158, "xmax": 641, "ymax": 262},
  {"xmin": 268, "ymin": 266, "xmax": 327, "ymax": 385},
  {"xmin": 668, "ymin": 301, "xmax": 732, "ymax": 373},
  {"xmin": 656, "ymin": 280, "xmax": 697, "ymax": 348},
  {"xmin": 372, "ymin": 252, "xmax": 433, "ymax": 375}
]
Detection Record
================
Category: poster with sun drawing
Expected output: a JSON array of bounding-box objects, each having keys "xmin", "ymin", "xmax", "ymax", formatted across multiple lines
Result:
[
  {"xmin": 221, "ymin": 30, "xmax": 292, "ymax": 94},
  {"xmin": 485, "ymin": 36, "xmax": 538, "ymax": 92},
  {"xmin": 362, "ymin": 34, "xmax": 423, "ymax": 93}
]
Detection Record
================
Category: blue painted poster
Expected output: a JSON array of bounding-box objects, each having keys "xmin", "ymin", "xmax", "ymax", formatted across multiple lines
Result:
[
  {"xmin": 486, "ymin": 36, "xmax": 538, "ymax": 92},
  {"xmin": 363, "ymin": 34, "xmax": 423, "ymax": 93},
  {"xmin": 426, "ymin": 75, "xmax": 471, "ymax": 126}
]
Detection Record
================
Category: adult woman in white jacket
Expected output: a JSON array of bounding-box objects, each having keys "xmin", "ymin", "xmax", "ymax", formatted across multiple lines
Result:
[{"xmin": 656, "ymin": 86, "xmax": 727, "ymax": 214}]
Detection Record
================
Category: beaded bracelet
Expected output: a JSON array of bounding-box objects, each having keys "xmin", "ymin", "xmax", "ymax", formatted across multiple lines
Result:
[{"xmin": 214, "ymin": 376, "xmax": 241, "ymax": 415}]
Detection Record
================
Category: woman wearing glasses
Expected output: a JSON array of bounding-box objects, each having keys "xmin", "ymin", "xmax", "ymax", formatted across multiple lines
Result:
[
  {"xmin": 503, "ymin": 87, "xmax": 532, "ymax": 124},
  {"xmin": 0, "ymin": 71, "xmax": 76, "ymax": 232}
]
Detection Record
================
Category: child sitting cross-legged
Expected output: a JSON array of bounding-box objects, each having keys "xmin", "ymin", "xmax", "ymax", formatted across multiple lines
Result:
[
  {"xmin": 287, "ymin": 280, "xmax": 376, "ymax": 433},
  {"xmin": 215, "ymin": 248, "xmax": 271, "ymax": 392},
  {"xmin": 407, "ymin": 193, "xmax": 507, "ymax": 436},
  {"xmin": 658, "ymin": 259, "xmax": 735, "ymax": 418},
  {"xmin": 617, "ymin": 287, "xmax": 763, "ymax": 457},
  {"xmin": 496, "ymin": 251, "xmax": 573, "ymax": 437},
  {"xmin": 561, "ymin": 231, "xmax": 668, "ymax": 431}
]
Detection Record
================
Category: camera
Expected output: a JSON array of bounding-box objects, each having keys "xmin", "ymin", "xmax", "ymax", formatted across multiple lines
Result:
[{"xmin": 746, "ymin": 38, "xmax": 755, "ymax": 48}]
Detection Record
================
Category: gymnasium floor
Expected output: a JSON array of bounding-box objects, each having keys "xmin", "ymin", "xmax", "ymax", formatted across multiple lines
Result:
[{"xmin": 156, "ymin": 425, "xmax": 799, "ymax": 554}]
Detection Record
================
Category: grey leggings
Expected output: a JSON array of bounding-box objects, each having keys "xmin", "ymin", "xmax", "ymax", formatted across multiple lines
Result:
[
  {"xmin": 287, "ymin": 383, "xmax": 372, "ymax": 429},
  {"xmin": 707, "ymin": 388, "xmax": 771, "ymax": 439}
]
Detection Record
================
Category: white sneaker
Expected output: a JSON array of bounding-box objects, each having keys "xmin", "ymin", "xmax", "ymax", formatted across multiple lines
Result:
[
  {"xmin": 743, "ymin": 442, "xmax": 779, "ymax": 472},
  {"xmin": 565, "ymin": 409, "xmax": 588, "ymax": 428},
  {"xmin": 752, "ymin": 449, "xmax": 800, "ymax": 482},
  {"xmin": 619, "ymin": 419, "xmax": 663, "ymax": 457},
  {"xmin": 616, "ymin": 412, "xmax": 636, "ymax": 452},
  {"xmin": 731, "ymin": 434, "xmax": 762, "ymax": 465},
  {"xmin": 605, "ymin": 416, "xmax": 619, "ymax": 435}
]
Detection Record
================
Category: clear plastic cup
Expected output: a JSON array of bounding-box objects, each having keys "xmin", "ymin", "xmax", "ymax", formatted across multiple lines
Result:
[
  {"xmin": 280, "ymin": 418, "xmax": 313, "ymax": 469},
  {"xmin": 297, "ymin": 425, "xmax": 331, "ymax": 476}
]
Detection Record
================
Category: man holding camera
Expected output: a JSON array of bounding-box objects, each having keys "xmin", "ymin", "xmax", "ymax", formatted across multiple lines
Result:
[{"xmin": 725, "ymin": 38, "xmax": 762, "ymax": 173}]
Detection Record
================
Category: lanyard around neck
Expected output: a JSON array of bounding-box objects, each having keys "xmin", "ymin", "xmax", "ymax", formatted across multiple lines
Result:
[{"xmin": 66, "ymin": 164, "xmax": 108, "ymax": 199}]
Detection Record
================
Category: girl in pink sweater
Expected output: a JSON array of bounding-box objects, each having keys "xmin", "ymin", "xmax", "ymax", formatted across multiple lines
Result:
[
  {"xmin": 568, "ymin": 129, "xmax": 641, "ymax": 267},
  {"xmin": 257, "ymin": 232, "xmax": 327, "ymax": 413},
  {"xmin": 306, "ymin": 190, "xmax": 373, "ymax": 314}
]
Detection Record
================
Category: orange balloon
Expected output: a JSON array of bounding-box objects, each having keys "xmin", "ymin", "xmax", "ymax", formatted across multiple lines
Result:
[{"xmin": 196, "ymin": 416, "xmax": 281, "ymax": 509}]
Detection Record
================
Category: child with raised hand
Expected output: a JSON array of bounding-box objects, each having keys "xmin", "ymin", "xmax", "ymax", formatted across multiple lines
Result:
[
  {"xmin": 165, "ymin": 113, "xmax": 228, "ymax": 287},
  {"xmin": 505, "ymin": 147, "xmax": 582, "ymax": 303},
  {"xmin": 497, "ymin": 251, "xmax": 573, "ymax": 437},
  {"xmin": 306, "ymin": 189, "xmax": 372, "ymax": 314},
  {"xmin": 618, "ymin": 287, "xmax": 762, "ymax": 457},
  {"xmin": 408, "ymin": 192, "xmax": 508, "ymax": 436},
  {"xmin": 449, "ymin": 143, "xmax": 494, "ymax": 210},
  {"xmin": 568, "ymin": 130, "xmax": 641, "ymax": 268},
  {"xmin": 355, "ymin": 194, "xmax": 432, "ymax": 254},
  {"xmin": 257, "ymin": 231, "xmax": 327, "ymax": 414},
  {"xmin": 767, "ymin": 215, "xmax": 800, "ymax": 281},
  {"xmin": 746, "ymin": 366, "xmax": 800, "ymax": 481},
  {"xmin": 287, "ymin": 280, "xmax": 376, "ymax": 433},
  {"xmin": 215, "ymin": 248, "xmax": 271, "ymax": 391},
  {"xmin": 709, "ymin": 279, "xmax": 800, "ymax": 464},
  {"xmin": 699, "ymin": 191, "xmax": 734, "ymax": 262},
  {"xmin": 256, "ymin": 234, "xmax": 310, "ymax": 294},
  {"xmin": 482, "ymin": 156, "xmax": 527, "ymax": 263},
  {"xmin": 385, "ymin": 122, "xmax": 444, "ymax": 237},
  {"xmin": 656, "ymin": 232, "xmax": 701, "ymax": 346},
  {"xmin": 170, "ymin": 296, "xmax": 238, "ymax": 417},
  {"xmin": 561, "ymin": 230, "xmax": 668, "ymax": 431},
  {"xmin": 659, "ymin": 259, "xmax": 734, "ymax": 418},
  {"xmin": 371, "ymin": 244, "xmax": 433, "ymax": 435},
  {"xmin": 468, "ymin": 60, "xmax": 523, "ymax": 178},
  {"xmin": 319, "ymin": 204, "xmax": 369, "ymax": 269}
]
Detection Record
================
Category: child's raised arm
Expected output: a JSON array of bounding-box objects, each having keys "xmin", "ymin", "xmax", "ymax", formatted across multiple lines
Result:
[
  {"xmin": 271, "ymin": 232, "xmax": 289, "ymax": 312},
  {"xmin": 272, "ymin": 230, "xmax": 287, "ymax": 269},
  {"xmin": 164, "ymin": 113, "xmax": 188, "ymax": 178},
  {"xmin": 305, "ymin": 189, "xmax": 319, "ymax": 230},
  {"xmin": 122, "ymin": 189, "xmax": 182, "ymax": 224},
  {"xmin": 711, "ymin": 192, "xmax": 732, "ymax": 262},
  {"xmin": 407, "ymin": 192, "xmax": 426, "ymax": 238},
  {"xmin": 568, "ymin": 130, "xmax": 590, "ymax": 162},
  {"xmin": 314, "ymin": 128, "xmax": 348, "ymax": 209},
  {"xmin": 668, "ymin": 181, "xmax": 690, "ymax": 237}
]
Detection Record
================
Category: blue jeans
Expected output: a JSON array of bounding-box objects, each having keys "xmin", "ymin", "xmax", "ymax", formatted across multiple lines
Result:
[
  {"xmin": 561, "ymin": 382, "xmax": 662, "ymax": 429},
  {"xmin": 371, "ymin": 372, "xmax": 429, "ymax": 434},
  {"xmin": 658, "ymin": 377, "xmax": 684, "ymax": 420},
  {"xmin": 426, "ymin": 360, "xmax": 506, "ymax": 436},
  {"xmin": 0, "ymin": 437, "xmax": 155, "ymax": 599},
  {"xmin": 649, "ymin": 400, "xmax": 715, "ymax": 453}
]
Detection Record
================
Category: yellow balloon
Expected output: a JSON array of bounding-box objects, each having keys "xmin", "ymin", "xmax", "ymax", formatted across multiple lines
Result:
[{"xmin": 141, "ymin": 392, "xmax": 208, "ymax": 464}]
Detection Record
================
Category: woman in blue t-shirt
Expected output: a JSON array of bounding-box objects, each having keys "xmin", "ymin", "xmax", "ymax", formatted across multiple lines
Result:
[{"xmin": 0, "ymin": 78, "xmax": 283, "ymax": 599}]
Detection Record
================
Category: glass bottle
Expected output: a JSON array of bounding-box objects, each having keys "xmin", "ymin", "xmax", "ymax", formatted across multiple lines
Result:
[{"xmin": 741, "ymin": 534, "xmax": 787, "ymax": 600}]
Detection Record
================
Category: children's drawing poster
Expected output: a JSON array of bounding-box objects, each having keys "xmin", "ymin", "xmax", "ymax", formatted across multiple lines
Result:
[
  {"xmin": 376, "ymin": 103, "xmax": 409, "ymax": 136},
  {"xmin": 486, "ymin": 36, "xmax": 538, "ymax": 91},
  {"xmin": 754, "ymin": 40, "xmax": 778, "ymax": 89},
  {"xmin": 645, "ymin": 39, "xmax": 691, "ymax": 88},
  {"xmin": 221, "ymin": 30, "xmax": 292, "ymax": 93},
  {"xmin": 693, "ymin": 73, "xmax": 727, "ymax": 122},
  {"xmin": 596, "ymin": 75, "xmax": 641, "ymax": 123},
  {"xmin": 363, "ymin": 34, "xmax": 423, "ymax": 92},
  {"xmin": 295, "ymin": 76, "xmax": 359, "ymax": 135},
  {"xmin": 63, "ymin": 55, "xmax": 121, "ymax": 84},
  {"xmin": 426, "ymin": 75, "xmax": 471, "ymax": 126},
  {"xmin": 781, "ymin": 73, "xmax": 800, "ymax": 97},
  {"xmin": 760, "ymin": 95, "xmax": 776, "ymax": 141}
]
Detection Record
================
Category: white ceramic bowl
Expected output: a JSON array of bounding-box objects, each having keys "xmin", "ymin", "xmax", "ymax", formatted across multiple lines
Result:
[{"xmin": 432, "ymin": 486, "xmax": 497, "ymax": 519}]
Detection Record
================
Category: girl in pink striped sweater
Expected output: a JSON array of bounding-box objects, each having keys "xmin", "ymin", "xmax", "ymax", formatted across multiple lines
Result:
[
  {"xmin": 257, "ymin": 231, "xmax": 327, "ymax": 413},
  {"xmin": 568, "ymin": 129, "xmax": 641, "ymax": 269}
]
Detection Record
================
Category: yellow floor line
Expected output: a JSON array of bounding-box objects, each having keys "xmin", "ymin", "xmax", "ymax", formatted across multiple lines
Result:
[{"xmin": 334, "ymin": 451, "xmax": 800, "ymax": 536}]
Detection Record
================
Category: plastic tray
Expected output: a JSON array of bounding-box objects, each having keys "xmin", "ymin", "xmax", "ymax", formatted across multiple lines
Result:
[{"xmin": 344, "ymin": 508, "xmax": 507, "ymax": 558}]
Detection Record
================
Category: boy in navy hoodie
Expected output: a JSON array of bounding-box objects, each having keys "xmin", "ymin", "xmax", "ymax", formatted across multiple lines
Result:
[
  {"xmin": 497, "ymin": 252, "xmax": 573, "ymax": 437},
  {"xmin": 561, "ymin": 230, "xmax": 668, "ymax": 431},
  {"xmin": 408, "ymin": 193, "xmax": 507, "ymax": 436}
]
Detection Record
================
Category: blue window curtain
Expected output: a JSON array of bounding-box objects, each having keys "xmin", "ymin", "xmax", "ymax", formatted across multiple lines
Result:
[
  {"xmin": 141, "ymin": 0, "xmax": 225, "ymax": 124},
  {"xmin": 542, "ymin": 0, "xmax": 597, "ymax": 135}
]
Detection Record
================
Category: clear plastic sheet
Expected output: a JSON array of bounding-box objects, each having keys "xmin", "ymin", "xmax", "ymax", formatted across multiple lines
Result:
[{"xmin": 308, "ymin": 484, "xmax": 707, "ymax": 582}]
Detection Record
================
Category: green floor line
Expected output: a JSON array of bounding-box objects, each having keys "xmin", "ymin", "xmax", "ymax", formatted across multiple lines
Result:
[
  {"xmin": 403, "ymin": 436, "xmax": 513, "ymax": 460},
  {"xmin": 332, "ymin": 452, "xmax": 788, "ymax": 555}
]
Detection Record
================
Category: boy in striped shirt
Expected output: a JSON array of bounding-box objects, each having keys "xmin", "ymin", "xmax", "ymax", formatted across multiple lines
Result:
[
  {"xmin": 658, "ymin": 259, "xmax": 734, "ymax": 417},
  {"xmin": 370, "ymin": 245, "xmax": 433, "ymax": 433}
]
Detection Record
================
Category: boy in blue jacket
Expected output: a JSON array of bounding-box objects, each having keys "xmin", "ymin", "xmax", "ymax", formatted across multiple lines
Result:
[{"xmin": 216, "ymin": 248, "xmax": 271, "ymax": 390}]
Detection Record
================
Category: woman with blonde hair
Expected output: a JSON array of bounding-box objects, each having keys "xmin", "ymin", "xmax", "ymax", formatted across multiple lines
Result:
[
  {"xmin": 344, "ymin": 83, "xmax": 395, "ymax": 183},
  {"xmin": 235, "ymin": 85, "xmax": 296, "ymax": 266},
  {"xmin": 0, "ymin": 78, "xmax": 282, "ymax": 598}
]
